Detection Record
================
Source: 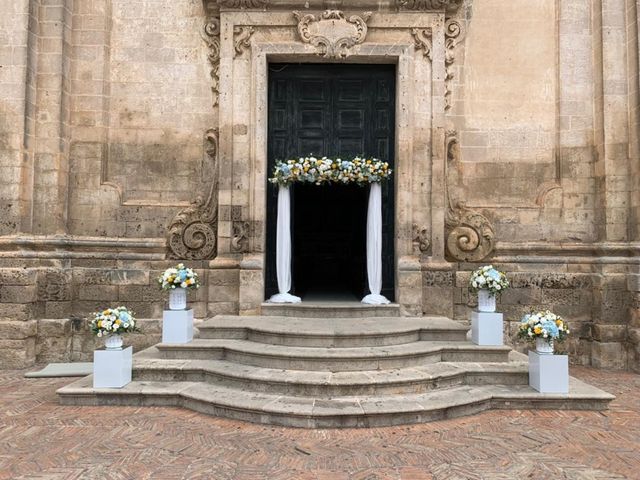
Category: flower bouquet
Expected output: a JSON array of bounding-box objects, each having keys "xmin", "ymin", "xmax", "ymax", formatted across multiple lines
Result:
[
  {"xmin": 270, "ymin": 156, "xmax": 392, "ymax": 186},
  {"xmin": 468, "ymin": 265, "xmax": 509, "ymax": 312},
  {"xmin": 517, "ymin": 310, "xmax": 569, "ymax": 354},
  {"xmin": 158, "ymin": 263, "xmax": 200, "ymax": 310},
  {"xmin": 90, "ymin": 306, "xmax": 137, "ymax": 350},
  {"xmin": 158, "ymin": 263, "xmax": 200, "ymax": 290}
]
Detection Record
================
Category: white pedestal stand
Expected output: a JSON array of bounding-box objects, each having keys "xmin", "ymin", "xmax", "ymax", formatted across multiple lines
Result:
[
  {"xmin": 162, "ymin": 309, "xmax": 194, "ymax": 344},
  {"xmin": 471, "ymin": 311, "xmax": 503, "ymax": 346},
  {"xmin": 93, "ymin": 346, "xmax": 132, "ymax": 388},
  {"xmin": 528, "ymin": 350, "xmax": 569, "ymax": 393}
]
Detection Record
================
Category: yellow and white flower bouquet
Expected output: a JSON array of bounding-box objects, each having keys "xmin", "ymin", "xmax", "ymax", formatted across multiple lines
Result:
[
  {"xmin": 158, "ymin": 263, "xmax": 200, "ymax": 291},
  {"xmin": 518, "ymin": 310, "xmax": 569, "ymax": 344},
  {"xmin": 90, "ymin": 306, "xmax": 137, "ymax": 338}
]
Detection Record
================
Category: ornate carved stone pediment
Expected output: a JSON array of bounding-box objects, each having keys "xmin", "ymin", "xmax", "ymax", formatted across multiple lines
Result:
[{"xmin": 292, "ymin": 10, "xmax": 372, "ymax": 58}]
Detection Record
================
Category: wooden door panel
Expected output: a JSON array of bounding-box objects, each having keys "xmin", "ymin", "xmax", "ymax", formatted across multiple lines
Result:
[{"xmin": 266, "ymin": 64, "xmax": 396, "ymax": 301}]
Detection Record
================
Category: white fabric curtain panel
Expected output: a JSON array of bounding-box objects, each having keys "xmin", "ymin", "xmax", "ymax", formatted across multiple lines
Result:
[
  {"xmin": 268, "ymin": 185, "xmax": 301, "ymax": 304},
  {"xmin": 362, "ymin": 182, "xmax": 390, "ymax": 305}
]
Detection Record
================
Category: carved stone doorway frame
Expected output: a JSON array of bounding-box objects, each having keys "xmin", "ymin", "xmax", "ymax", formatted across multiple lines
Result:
[{"xmin": 209, "ymin": 9, "xmax": 449, "ymax": 316}]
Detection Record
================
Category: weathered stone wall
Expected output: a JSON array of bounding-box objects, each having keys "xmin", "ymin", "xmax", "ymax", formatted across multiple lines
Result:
[
  {"xmin": 423, "ymin": 263, "xmax": 638, "ymax": 370},
  {"xmin": 0, "ymin": 260, "xmax": 207, "ymax": 368},
  {"xmin": 66, "ymin": 0, "xmax": 214, "ymax": 238},
  {"xmin": 0, "ymin": 0, "xmax": 639, "ymax": 372},
  {"xmin": 0, "ymin": 0, "xmax": 29, "ymax": 235}
]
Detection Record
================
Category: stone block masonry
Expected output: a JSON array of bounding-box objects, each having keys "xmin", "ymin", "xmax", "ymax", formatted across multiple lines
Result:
[
  {"xmin": 0, "ymin": 0, "xmax": 639, "ymax": 372},
  {"xmin": 0, "ymin": 260, "xmax": 208, "ymax": 367}
]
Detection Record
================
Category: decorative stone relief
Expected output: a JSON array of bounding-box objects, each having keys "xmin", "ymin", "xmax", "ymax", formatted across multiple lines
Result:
[
  {"xmin": 234, "ymin": 26, "xmax": 255, "ymax": 57},
  {"xmin": 201, "ymin": 16, "xmax": 221, "ymax": 106},
  {"xmin": 231, "ymin": 221, "xmax": 250, "ymax": 252},
  {"xmin": 445, "ymin": 208, "xmax": 495, "ymax": 262},
  {"xmin": 411, "ymin": 28, "xmax": 432, "ymax": 60},
  {"xmin": 167, "ymin": 129, "xmax": 219, "ymax": 260},
  {"xmin": 412, "ymin": 224, "xmax": 431, "ymax": 252},
  {"xmin": 423, "ymin": 270, "xmax": 454, "ymax": 286},
  {"xmin": 218, "ymin": 0, "xmax": 268, "ymax": 7},
  {"xmin": 444, "ymin": 131, "xmax": 495, "ymax": 262},
  {"xmin": 292, "ymin": 10, "xmax": 372, "ymax": 59},
  {"xmin": 397, "ymin": 0, "xmax": 463, "ymax": 11},
  {"xmin": 444, "ymin": 18, "xmax": 464, "ymax": 110}
]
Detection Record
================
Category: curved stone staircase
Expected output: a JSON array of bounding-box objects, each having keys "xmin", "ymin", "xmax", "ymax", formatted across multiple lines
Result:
[{"xmin": 57, "ymin": 305, "xmax": 614, "ymax": 428}]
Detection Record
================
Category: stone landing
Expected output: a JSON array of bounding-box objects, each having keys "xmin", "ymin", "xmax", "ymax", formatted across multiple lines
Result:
[{"xmin": 57, "ymin": 307, "xmax": 614, "ymax": 428}]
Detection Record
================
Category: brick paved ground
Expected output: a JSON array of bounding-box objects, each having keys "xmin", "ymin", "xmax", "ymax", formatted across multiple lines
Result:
[{"xmin": 0, "ymin": 366, "xmax": 638, "ymax": 480}]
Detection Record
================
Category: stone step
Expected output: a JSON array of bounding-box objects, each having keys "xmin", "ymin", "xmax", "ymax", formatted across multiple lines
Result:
[
  {"xmin": 132, "ymin": 352, "xmax": 529, "ymax": 396},
  {"xmin": 57, "ymin": 375, "xmax": 615, "ymax": 428},
  {"xmin": 155, "ymin": 339, "xmax": 512, "ymax": 371},
  {"xmin": 198, "ymin": 315, "xmax": 469, "ymax": 346},
  {"xmin": 260, "ymin": 302, "xmax": 401, "ymax": 318}
]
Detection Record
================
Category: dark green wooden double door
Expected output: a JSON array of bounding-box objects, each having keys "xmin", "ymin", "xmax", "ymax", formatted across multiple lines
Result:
[{"xmin": 266, "ymin": 64, "xmax": 395, "ymax": 300}]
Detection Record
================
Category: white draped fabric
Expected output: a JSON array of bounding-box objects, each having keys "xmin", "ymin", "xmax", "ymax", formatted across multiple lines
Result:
[
  {"xmin": 268, "ymin": 185, "xmax": 301, "ymax": 304},
  {"xmin": 269, "ymin": 182, "xmax": 389, "ymax": 305},
  {"xmin": 362, "ymin": 182, "xmax": 390, "ymax": 305}
]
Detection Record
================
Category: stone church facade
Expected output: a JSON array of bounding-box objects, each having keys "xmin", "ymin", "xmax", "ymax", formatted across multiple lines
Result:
[{"xmin": 1, "ymin": 0, "xmax": 639, "ymax": 371}]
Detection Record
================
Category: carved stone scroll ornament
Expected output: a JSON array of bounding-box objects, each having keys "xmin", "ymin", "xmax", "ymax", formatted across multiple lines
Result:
[
  {"xmin": 444, "ymin": 131, "xmax": 495, "ymax": 262},
  {"xmin": 201, "ymin": 16, "xmax": 221, "ymax": 106},
  {"xmin": 167, "ymin": 129, "xmax": 219, "ymax": 260},
  {"xmin": 233, "ymin": 26, "xmax": 255, "ymax": 57},
  {"xmin": 412, "ymin": 27, "xmax": 432, "ymax": 60},
  {"xmin": 444, "ymin": 18, "xmax": 464, "ymax": 110},
  {"xmin": 231, "ymin": 221, "xmax": 250, "ymax": 252},
  {"xmin": 412, "ymin": 224, "xmax": 431, "ymax": 253},
  {"xmin": 445, "ymin": 208, "xmax": 495, "ymax": 262},
  {"xmin": 397, "ymin": 0, "xmax": 463, "ymax": 11},
  {"xmin": 292, "ymin": 10, "xmax": 372, "ymax": 59}
]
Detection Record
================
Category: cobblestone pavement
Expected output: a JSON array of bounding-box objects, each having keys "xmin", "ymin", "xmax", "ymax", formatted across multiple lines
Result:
[{"xmin": 0, "ymin": 366, "xmax": 638, "ymax": 480}]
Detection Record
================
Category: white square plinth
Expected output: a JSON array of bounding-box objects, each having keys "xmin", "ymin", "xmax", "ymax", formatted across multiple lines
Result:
[
  {"xmin": 528, "ymin": 351, "xmax": 569, "ymax": 393},
  {"xmin": 93, "ymin": 346, "xmax": 132, "ymax": 388},
  {"xmin": 162, "ymin": 309, "xmax": 194, "ymax": 344},
  {"xmin": 471, "ymin": 311, "xmax": 503, "ymax": 346}
]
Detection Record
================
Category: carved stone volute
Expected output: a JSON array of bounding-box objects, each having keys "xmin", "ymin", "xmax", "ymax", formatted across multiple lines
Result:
[
  {"xmin": 167, "ymin": 129, "xmax": 219, "ymax": 260},
  {"xmin": 445, "ymin": 130, "xmax": 496, "ymax": 262},
  {"xmin": 445, "ymin": 207, "xmax": 495, "ymax": 262}
]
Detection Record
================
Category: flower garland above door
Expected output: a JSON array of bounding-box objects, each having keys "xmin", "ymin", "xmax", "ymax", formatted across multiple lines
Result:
[
  {"xmin": 267, "ymin": 155, "xmax": 392, "ymax": 306},
  {"xmin": 270, "ymin": 156, "xmax": 392, "ymax": 186}
]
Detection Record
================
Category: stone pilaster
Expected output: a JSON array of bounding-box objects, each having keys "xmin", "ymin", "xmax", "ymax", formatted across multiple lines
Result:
[
  {"xmin": 28, "ymin": 0, "xmax": 69, "ymax": 234},
  {"xmin": 593, "ymin": 0, "xmax": 632, "ymax": 242},
  {"xmin": 0, "ymin": 0, "xmax": 30, "ymax": 234},
  {"xmin": 591, "ymin": 0, "xmax": 636, "ymax": 368}
]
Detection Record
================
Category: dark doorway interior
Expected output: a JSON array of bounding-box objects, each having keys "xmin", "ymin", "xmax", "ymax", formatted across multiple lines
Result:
[
  {"xmin": 266, "ymin": 63, "xmax": 396, "ymax": 301},
  {"xmin": 293, "ymin": 183, "xmax": 368, "ymax": 300}
]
